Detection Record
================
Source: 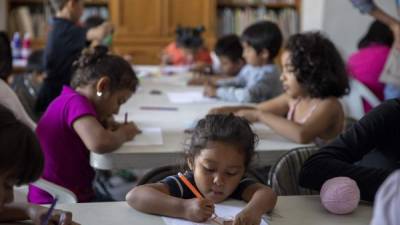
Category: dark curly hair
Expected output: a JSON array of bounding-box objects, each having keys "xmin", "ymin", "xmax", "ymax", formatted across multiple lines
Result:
[
  {"xmin": 0, "ymin": 104, "xmax": 44, "ymax": 185},
  {"xmin": 358, "ymin": 20, "xmax": 393, "ymax": 49},
  {"xmin": 175, "ymin": 26, "xmax": 205, "ymax": 50},
  {"xmin": 284, "ymin": 32, "xmax": 349, "ymax": 98},
  {"xmin": 71, "ymin": 46, "xmax": 138, "ymax": 92},
  {"xmin": 241, "ymin": 21, "xmax": 283, "ymax": 60},
  {"xmin": 184, "ymin": 114, "xmax": 258, "ymax": 169}
]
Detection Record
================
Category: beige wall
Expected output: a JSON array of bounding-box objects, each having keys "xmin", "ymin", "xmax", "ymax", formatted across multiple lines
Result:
[{"xmin": 301, "ymin": 0, "xmax": 397, "ymax": 59}]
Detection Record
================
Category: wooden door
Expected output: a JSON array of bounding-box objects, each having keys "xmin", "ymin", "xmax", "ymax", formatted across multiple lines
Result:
[
  {"xmin": 109, "ymin": 0, "xmax": 218, "ymax": 64},
  {"xmin": 109, "ymin": 0, "xmax": 166, "ymax": 38},
  {"xmin": 165, "ymin": 0, "xmax": 217, "ymax": 47}
]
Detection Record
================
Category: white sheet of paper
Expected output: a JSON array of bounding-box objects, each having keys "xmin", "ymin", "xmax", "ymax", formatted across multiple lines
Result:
[
  {"xmin": 124, "ymin": 127, "xmax": 163, "ymax": 146},
  {"xmin": 161, "ymin": 65, "xmax": 191, "ymax": 74},
  {"xmin": 167, "ymin": 92, "xmax": 216, "ymax": 104},
  {"xmin": 162, "ymin": 204, "xmax": 268, "ymax": 225}
]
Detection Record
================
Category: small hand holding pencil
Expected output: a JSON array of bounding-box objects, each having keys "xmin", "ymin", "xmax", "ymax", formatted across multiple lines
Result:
[
  {"xmin": 178, "ymin": 173, "xmax": 231, "ymax": 225},
  {"xmin": 121, "ymin": 112, "xmax": 142, "ymax": 140},
  {"xmin": 27, "ymin": 197, "xmax": 79, "ymax": 225}
]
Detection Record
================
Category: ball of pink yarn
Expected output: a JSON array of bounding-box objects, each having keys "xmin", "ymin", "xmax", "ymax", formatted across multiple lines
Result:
[{"xmin": 320, "ymin": 177, "xmax": 360, "ymax": 214}]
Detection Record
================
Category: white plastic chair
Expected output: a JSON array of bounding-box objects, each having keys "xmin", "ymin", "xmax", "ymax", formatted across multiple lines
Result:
[
  {"xmin": 15, "ymin": 179, "xmax": 78, "ymax": 204},
  {"xmin": 341, "ymin": 78, "xmax": 382, "ymax": 120},
  {"xmin": 31, "ymin": 178, "xmax": 78, "ymax": 203}
]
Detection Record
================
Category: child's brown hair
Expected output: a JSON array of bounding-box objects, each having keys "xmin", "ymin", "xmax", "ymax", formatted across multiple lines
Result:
[
  {"xmin": 0, "ymin": 105, "xmax": 43, "ymax": 185},
  {"xmin": 71, "ymin": 46, "xmax": 138, "ymax": 93}
]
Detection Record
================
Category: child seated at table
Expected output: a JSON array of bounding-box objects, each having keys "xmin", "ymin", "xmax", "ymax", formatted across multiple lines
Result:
[
  {"xmin": 126, "ymin": 114, "xmax": 276, "ymax": 224},
  {"xmin": 28, "ymin": 46, "xmax": 141, "ymax": 204},
  {"xmin": 0, "ymin": 104, "xmax": 77, "ymax": 225},
  {"xmin": 161, "ymin": 26, "xmax": 212, "ymax": 73},
  {"xmin": 210, "ymin": 32, "xmax": 349, "ymax": 145},
  {"xmin": 203, "ymin": 21, "xmax": 283, "ymax": 103},
  {"xmin": 188, "ymin": 34, "xmax": 245, "ymax": 85}
]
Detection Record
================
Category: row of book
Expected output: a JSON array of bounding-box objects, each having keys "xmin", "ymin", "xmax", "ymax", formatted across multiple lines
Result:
[
  {"xmin": 219, "ymin": 0, "xmax": 297, "ymax": 4},
  {"xmin": 8, "ymin": 6, "xmax": 109, "ymax": 39},
  {"xmin": 8, "ymin": 6, "xmax": 49, "ymax": 39},
  {"xmin": 217, "ymin": 7, "xmax": 299, "ymax": 39}
]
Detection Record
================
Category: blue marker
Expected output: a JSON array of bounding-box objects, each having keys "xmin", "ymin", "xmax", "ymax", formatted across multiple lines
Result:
[{"xmin": 41, "ymin": 197, "xmax": 58, "ymax": 225}]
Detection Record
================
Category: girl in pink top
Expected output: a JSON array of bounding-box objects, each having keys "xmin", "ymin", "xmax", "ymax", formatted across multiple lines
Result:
[
  {"xmin": 347, "ymin": 20, "xmax": 394, "ymax": 112},
  {"xmin": 210, "ymin": 32, "xmax": 349, "ymax": 145},
  {"xmin": 28, "ymin": 46, "xmax": 141, "ymax": 203}
]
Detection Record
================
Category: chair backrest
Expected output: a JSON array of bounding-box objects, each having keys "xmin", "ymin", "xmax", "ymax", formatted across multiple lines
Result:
[
  {"xmin": 137, "ymin": 165, "xmax": 184, "ymax": 185},
  {"xmin": 341, "ymin": 78, "xmax": 381, "ymax": 120},
  {"xmin": 31, "ymin": 178, "xmax": 78, "ymax": 203},
  {"xmin": 10, "ymin": 73, "xmax": 41, "ymax": 121},
  {"xmin": 267, "ymin": 146, "xmax": 319, "ymax": 196}
]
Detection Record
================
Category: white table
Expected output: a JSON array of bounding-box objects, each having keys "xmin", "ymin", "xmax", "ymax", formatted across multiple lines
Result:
[
  {"xmin": 90, "ymin": 73, "xmax": 313, "ymax": 170},
  {"xmin": 14, "ymin": 196, "xmax": 370, "ymax": 225}
]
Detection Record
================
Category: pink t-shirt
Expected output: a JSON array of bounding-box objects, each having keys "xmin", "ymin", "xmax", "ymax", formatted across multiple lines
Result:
[
  {"xmin": 347, "ymin": 44, "xmax": 389, "ymax": 112},
  {"xmin": 28, "ymin": 86, "xmax": 97, "ymax": 203}
]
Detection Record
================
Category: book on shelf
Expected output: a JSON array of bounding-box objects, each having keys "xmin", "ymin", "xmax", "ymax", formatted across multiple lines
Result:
[
  {"xmin": 219, "ymin": 0, "xmax": 296, "ymax": 5},
  {"xmin": 8, "ymin": 4, "xmax": 109, "ymax": 40},
  {"xmin": 8, "ymin": 5, "xmax": 49, "ymax": 39},
  {"xmin": 217, "ymin": 7, "xmax": 299, "ymax": 39}
]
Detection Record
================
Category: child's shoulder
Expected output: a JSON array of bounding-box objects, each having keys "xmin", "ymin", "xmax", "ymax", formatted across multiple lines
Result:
[
  {"xmin": 48, "ymin": 87, "xmax": 93, "ymax": 113},
  {"xmin": 317, "ymin": 97, "xmax": 343, "ymax": 112}
]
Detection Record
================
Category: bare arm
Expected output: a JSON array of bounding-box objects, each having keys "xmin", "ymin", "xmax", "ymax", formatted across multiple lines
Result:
[
  {"xmin": 0, "ymin": 203, "xmax": 77, "ymax": 225},
  {"xmin": 256, "ymin": 94, "xmax": 290, "ymax": 116},
  {"xmin": 232, "ymin": 183, "xmax": 277, "ymax": 225},
  {"xmin": 126, "ymin": 183, "xmax": 214, "ymax": 222},
  {"xmin": 0, "ymin": 203, "xmax": 28, "ymax": 222},
  {"xmin": 241, "ymin": 183, "xmax": 277, "ymax": 215},
  {"xmin": 257, "ymin": 99, "xmax": 342, "ymax": 143},
  {"xmin": 126, "ymin": 183, "xmax": 186, "ymax": 218},
  {"xmin": 73, "ymin": 115, "xmax": 140, "ymax": 154},
  {"xmin": 86, "ymin": 22, "xmax": 113, "ymax": 43}
]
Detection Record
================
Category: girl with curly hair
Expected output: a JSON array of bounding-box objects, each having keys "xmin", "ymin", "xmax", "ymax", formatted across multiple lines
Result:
[
  {"xmin": 28, "ymin": 46, "xmax": 141, "ymax": 204},
  {"xmin": 210, "ymin": 32, "xmax": 349, "ymax": 145}
]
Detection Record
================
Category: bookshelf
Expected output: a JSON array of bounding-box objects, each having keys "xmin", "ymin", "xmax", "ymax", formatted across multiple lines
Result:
[
  {"xmin": 5, "ymin": 0, "xmax": 301, "ymax": 64},
  {"xmin": 218, "ymin": 0, "xmax": 298, "ymax": 9},
  {"xmin": 6, "ymin": 0, "xmax": 109, "ymax": 49},
  {"xmin": 216, "ymin": 0, "xmax": 300, "ymax": 39}
]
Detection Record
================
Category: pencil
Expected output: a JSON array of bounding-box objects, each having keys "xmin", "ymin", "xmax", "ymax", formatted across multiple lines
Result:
[
  {"xmin": 177, "ymin": 172, "xmax": 222, "ymax": 225},
  {"xmin": 177, "ymin": 172, "xmax": 203, "ymax": 198},
  {"xmin": 124, "ymin": 112, "xmax": 128, "ymax": 124},
  {"xmin": 41, "ymin": 197, "xmax": 58, "ymax": 225}
]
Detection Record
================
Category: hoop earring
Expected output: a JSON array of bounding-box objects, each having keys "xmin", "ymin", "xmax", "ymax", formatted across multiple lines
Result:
[{"xmin": 97, "ymin": 91, "xmax": 102, "ymax": 97}]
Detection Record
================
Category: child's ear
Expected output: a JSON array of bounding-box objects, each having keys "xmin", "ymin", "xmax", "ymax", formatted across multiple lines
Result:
[
  {"xmin": 187, "ymin": 158, "xmax": 194, "ymax": 170},
  {"xmin": 96, "ymin": 76, "xmax": 111, "ymax": 94},
  {"xmin": 260, "ymin": 49, "xmax": 270, "ymax": 61},
  {"xmin": 238, "ymin": 58, "xmax": 246, "ymax": 67}
]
